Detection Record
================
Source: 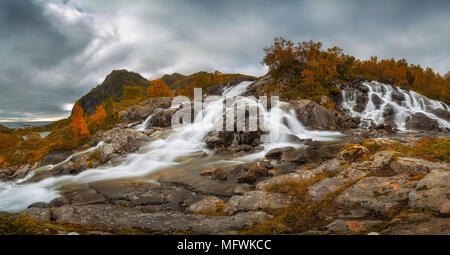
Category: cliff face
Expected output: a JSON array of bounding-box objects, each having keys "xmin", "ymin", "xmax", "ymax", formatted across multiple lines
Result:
[{"xmin": 78, "ymin": 70, "xmax": 150, "ymax": 116}]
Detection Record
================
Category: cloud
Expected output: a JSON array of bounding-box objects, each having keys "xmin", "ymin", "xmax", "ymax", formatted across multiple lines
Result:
[{"xmin": 0, "ymin": 0, "xmax": 449, "ymax": 121}]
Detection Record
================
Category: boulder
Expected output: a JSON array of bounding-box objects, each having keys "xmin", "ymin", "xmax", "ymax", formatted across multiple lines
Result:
[
  {"xmin": 265, "ymin": 146, "xmax": 309, "ymax": 163},
  {"xmin": 119, "ymin": 106, "xmax": 153, "ymax": 123},
  {"xmin": 353, "ymin": 94, "xmax": 369, "ymax": 113},
  {"xmin": 204, "ymin": 131, "xmax": 234, "ymax": 150},
  {"xmin": 200, "ymin": 168, "xmax": 228, "ymax": 180},
  {"xmin": 237, "ymin": 162, "xmax": 273, "ymax": 184},
  {"xmin": 405, "ymin": 112, "xmax": 439, "ymax": 131},
  {"xmin": 224, "ymin": 191, "xmax": 293, "ymax": 215},
  {"xmin": 371, "ymin": 94, "xmax": 383, "ymax": 109},
  {"xmin": 430, "ymin": 108, "xmax": 450, "ymax": 120},
  {"xmin": 290, "ymin": 100, "xmax": 338, "ymax": 130},
  {"xmin": 390, "ymin": 157, "xmax": 448, "ymax": 176},
  {"xmin": 150, "ymin": 108, "xmax": 178, "ymax": 128},
  {"xmin": 98, "ymin": 128, "xmax": 151, "ymax": 162},
  {"xmin": 391, "ymin": 90, "xmax": 405, "ymax": 103}
]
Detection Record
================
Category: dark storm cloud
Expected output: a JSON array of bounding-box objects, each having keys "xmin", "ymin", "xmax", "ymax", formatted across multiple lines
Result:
[{"xmin": 0, "ymin": 0, "xmax": 449, "ymax": 121}]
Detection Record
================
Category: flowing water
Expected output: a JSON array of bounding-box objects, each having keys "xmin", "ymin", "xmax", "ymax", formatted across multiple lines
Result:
[
  {"xmin": 0, "ymin": 81, "xmax": 342, "ymax": 213},
  {"xmin": 341, "ymin": 81, "xmax": 450, "ymax": 130}
]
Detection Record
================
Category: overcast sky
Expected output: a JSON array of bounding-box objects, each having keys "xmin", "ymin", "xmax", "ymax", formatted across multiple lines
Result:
[{"xmin": 0, "ymin": 0, "xmax": 449, "ymax": 121}]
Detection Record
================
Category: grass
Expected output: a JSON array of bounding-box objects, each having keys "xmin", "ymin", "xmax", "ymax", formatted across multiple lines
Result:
[{"xmin": 362, "ymin": 137, "xmax": 450, "ymax": 163}]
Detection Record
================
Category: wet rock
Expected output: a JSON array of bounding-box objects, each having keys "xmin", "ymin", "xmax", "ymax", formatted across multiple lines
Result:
[
  {"xmin": 98, "ymin": 128, "xmax": 151, "ymax": 162},
  {"xmin": 200, "ymin": 168, "xmax": 228, "ymax": 180},
  {"xmin": 265, "ymin": 147, "xmax": 293, "ymax": 159},
  {"xmin": 391, "ymin": 90, "xmax": 405, "ymax": 103},
  {"xmin": 371, "ymin": 94, "xmax": 383, "ymax": 109},
  {"xmin": 290, "ymin": 100, "xmax": 338, "ymax": 130},
  {"xmin": 336, "ymin": 176, "xmax": 414, "ymax": 217},
  {"xmin": 405, "ymin": 112, "xmax": 439, "ymax": 131},
  {"xmin": 186, "ymin": 196, "xmax": 224, "ymax": 213},
  {"xmin": 204, "ymin": 131, "xmax": 234, "ymax": 150},
  {"xmin": 138, "ymin": 97, "xmax": 173, "ymax": 109},
  {"xmin": 236, "ymin": 162, "xmax": 273, "ymax": 184},
  {"xmin": 41, "ymin": 150, "xmax": 72, "ymax": 166},
  {"xmin": 430, "ymin": 108, "xmax": 450, "ymax": 120},
  {"xmin": 224, "ymin": 191, "xmax": 293, "ymax": 215},
  {"xmin": 382, "ymin": 104, "xmax": 397, "ymax": 128},
  {"xmin": 255, "ymin": 170, "xmax": 316, "ymax": 191},
  {"xmin": 337, "ymin": 115, "xmax": 361, "ymax": 130},
  {"xmin": 408, "ymin": 169, "xmax": 450, "ymax": 214},
  {"xmin": 119, "ymin": 106, "xmax": 153, "ymax": 123},
  {"xmin": 280, "ymin": 148, "xmax": 309, "ymax": 163},
  {"xmin": 150, "ymin": 108, "xmax": 178, "ymax": 128},
  {"xmin": 353, "ymin": 94, "xmax": 369, "ymax": 113}
]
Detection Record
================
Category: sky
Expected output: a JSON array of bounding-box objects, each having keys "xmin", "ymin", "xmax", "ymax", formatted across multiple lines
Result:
[{"xmin": 0, "ymin": 0, "xmax": 449, "ymax": 122}]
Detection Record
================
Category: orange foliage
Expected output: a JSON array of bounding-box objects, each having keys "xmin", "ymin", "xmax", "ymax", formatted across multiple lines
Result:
[
  {"xmin": 70, "ymin": 102, "xmax": 90, "ymax": 139},
  {"xmin": 0, "ymin": 156, "xmax": 8, "ymax": 168},
  {"xmin": 148, "ymin": 79, "xmax": 174, "ymax": 98},
  {"xmin": 89, "ymin": 105, "xmax": 107, "ymax": 126},
  {"xmin": 262, "ymin": 37, "xmax": 450, "ymax": 103}
]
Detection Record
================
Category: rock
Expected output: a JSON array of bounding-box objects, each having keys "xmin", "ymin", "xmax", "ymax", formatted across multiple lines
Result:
[
  {"xmin": 320, "ymin": 96, "xmax": 330, "ymax": 105},
  {"xmin": 371, "ymin": 94, "xmax": 383, "ymax": 109},
  {"xmin": 430, "ymin": 108, "xmax": 450, "ymax": 120},
  {"xmin": 224, "ymin": 191, "xmax": 293, "ymax": 215},
  {"xmin": 20, "ymin": 207, "xmax": 51, "ymax": 221},
  {"xmin": 337, "ymin": 115, "xmax": 361, "ymax": 129},
  {"xmin": 353, "ymin": 94, "xmax": 369, "ymax": 113},
  {"xmin": 119, "ymin": 106, "xmax": 153, "ymax": 123},
  {"xmin": 323, "ymin": 219, "xmax": 384, "ymax": 234},
  {"xmin": 28, "ymin": 204, "xmax": 271, "ymax": 234},
  {"xmin": 236, "ymin": 162, "xmax": 273, "ymax": 184},
  {"xmin": 336, "ymin": 175, "xmax": 414, "ymax": 217},
  {"xmin": 408, "ymin": 169, "xmax": 450, "ymax": 214},
  {"xmin": 255, "ymin": 170, "xmax": 316, "ymax": 191},
  {"xmin": 150, "ymin": 108, "xmax": 178, "ymax": 128},
  {"xmin": 337, "ymin": 145, "xmax": 369, "ymax": 162},
  {"xmin": 308, "ymin": 168, "xmax": 367, "ymax": 201},
  {"xmin": 384, "ymin": 217, "xmax": 450, "ymax": 235},
  {"xmin": 405, "ymin": 112, "xmax": 439, "ymax": 131},
  {"xmin": 200, "ymin": 168, "xmax": 228, "ymax": 180},
  {"xmin": 390, "ymin": 157, "xmax": 448, "ymax": 176},
  {"xmin": 290, "ymin": 100, "xmax": 338, "ymax": 130},
  {"xmin": 41, "ymin": 150, "xmax": 72, "ymax": 166},
  {"xmin": 280, "ymin": 148, "xmax": 309, "ymax": 163},
  {"xmin": 97, "ymin": 128, "xmax": 151, "ymax": 162},
  {"xmin": 382, "ymin": 104, "xmax": 397, "ymax": 128},
  {"xmin": 204, "ymin": 131, "xmax": 234, "ymax": 150},
  {"xmin": 78, "ymin": 70, "xmax": 150, "ymax": 116},
  {"xmin": 391, "ymin": 90, "xmax": 405, "ymax": 103},
  {"xmin": 265, "ymin": 147, "xmax": 293, "ymax": 159},
  {"xmin": 187, "ymin": 196, "xmax": 224, "ymax": 213}
]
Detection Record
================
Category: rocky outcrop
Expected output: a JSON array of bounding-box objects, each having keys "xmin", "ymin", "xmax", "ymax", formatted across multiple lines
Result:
[
  {"xmin": 22, "ymin": 204, "xmax": 272, "ymax": 234},
  {"xmin": 405, "ymin": 112, "xmax": 439, "ymax": 131},
  {"xmin": 224, "ymin": 191, "xmax": 293, "ymax": 215},
  {"xmin": 255, "ymin": 170, "xmax": 316, "ymax": 191},
  {"xmin": 408, "ymin": 169, "xmax": 450, "ymax": 214},
  {"xmin": 119, "ymin": 106, "xmax": 153, "ymax": 123},
  {"xmin": 78, "ymin": 70, "xmax": 150, "ymax": 116},
  {"xmin": 98, "ymin": 128, "xmax": 151, "ymax": 162},
  {"xmin": 186, "ymin": 196, "xmax": 224, "ymax": 213},
  {"xmin": 150, "ymin": 108, "xmax": 178, "ymax": 128},
  {"xmin": 290, "ymin": 100, "xmax": 338, "ymax": 130}
]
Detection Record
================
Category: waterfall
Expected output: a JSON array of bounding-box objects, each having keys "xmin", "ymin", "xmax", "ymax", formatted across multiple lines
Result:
[
  {"xmin": 0, "ymin": 81, "xmax": 342, "ymax": 213},
  {"xmin": 341, "ymin": 81, "xmax": 450, "ymax": 130}
]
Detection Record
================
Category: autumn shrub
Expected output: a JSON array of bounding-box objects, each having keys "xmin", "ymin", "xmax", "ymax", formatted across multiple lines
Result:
[
  {"xmin": 148, "ymin": 79, "xmax": 174, "ymax": 97},
  {"xmin": 262, "ymin": 38, "xmax": 450, "ymax": 104}
]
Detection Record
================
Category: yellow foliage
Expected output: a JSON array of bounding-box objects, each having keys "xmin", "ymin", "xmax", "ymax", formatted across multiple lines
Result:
[
  {"xmin": 70, "ymin": 102, "xmax": 90, "ymax": 139},
  {"xmin": 148, "ymin": 79, "xmax": 174, "ymax": 98}
]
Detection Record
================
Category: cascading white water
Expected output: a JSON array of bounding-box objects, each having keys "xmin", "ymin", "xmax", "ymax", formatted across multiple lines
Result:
[
  {"xmin": 0, "ymin": 81, "xmax": 342, "ymax": 213},
  {"xmin": 341, "ymin": 81, "xmax": 450, "ymax": 130}
]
